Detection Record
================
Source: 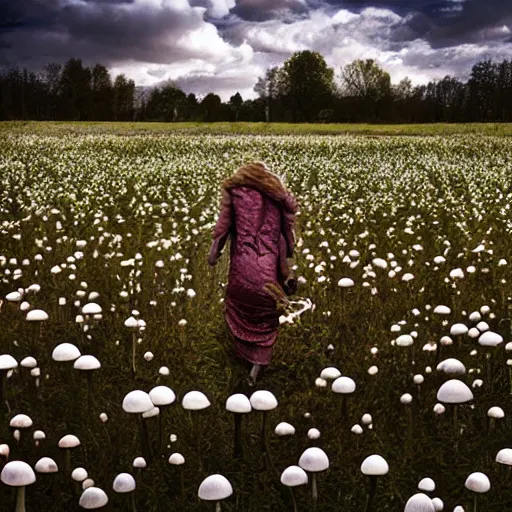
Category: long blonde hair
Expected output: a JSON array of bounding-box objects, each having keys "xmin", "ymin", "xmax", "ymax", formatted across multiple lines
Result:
[{"xmin": 223, "ymin": 161, "xmax": 288, "ymax": 202}]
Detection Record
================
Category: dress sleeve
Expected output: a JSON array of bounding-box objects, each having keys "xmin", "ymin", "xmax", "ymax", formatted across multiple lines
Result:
[
  {"xmin": 208, "ymin": 189, "xmax": 233, "ymax": 266},
  {"xmin": 282, "ymin": 192, "xmax": 297, "ymax": 258}
]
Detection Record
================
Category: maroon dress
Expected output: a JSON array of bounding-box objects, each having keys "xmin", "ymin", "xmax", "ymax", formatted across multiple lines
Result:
[{"xmin": 208, "ymin": 185, "xmax": 297, "ymax": 365}]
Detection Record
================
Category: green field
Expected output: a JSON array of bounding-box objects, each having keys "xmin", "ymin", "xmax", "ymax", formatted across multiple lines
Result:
[
  {"xmin": 2, "ymin": 120, "xmax": 512, "ymax": 136},
  {"xmin": 1, "ymin": 125, "xmax": 512, "ymax": 511}
]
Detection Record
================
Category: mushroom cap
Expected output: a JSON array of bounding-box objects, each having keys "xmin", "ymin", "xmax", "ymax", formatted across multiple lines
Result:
[
  {"xmin": 168, "ymin": 453, "xmax": 185, "ymax": 465},
  {"xmin": 436, "ymin": 379, "xmax": 473, "ymax": 404},
  {"xmin": 478, "ymin": 331, "xmax": 503, "ymax": 347},
  {"xmin": 26, "ymin": 309, "xmax": 49, "ymax": 321},
  {"xmin": 468, "ymin": 328, "xmax": 480, "ymax": 338},
  {"xmin": 275, "ymin": 422, "xmax": 295, "ymax": 436},
  {"xmin": 73, "ymin": 355, "xmax": 101, "ymax": 371},
  {"xmin": 450, "ymin": 323, "xmax": 468, "ymax": 336},
  {"xmin": 82, "ymin": 303, "xmax": 102, "ymax": 315},
  {"xmin": 249, "ymin": 390, "xmax": 278, "ymax": 411},
  {"xmin": 281, "ymin": 465, "xmax": 308, "ymax": 487},
  {"xmin": 198, "ymin": 474, "xmax": 233, "ymax": 501},
  {"xmin": 320, "ymin": 367, "xmax": 341, "ymax": 380},
  {"xmin": 431, "ymin": 497, "xmax": 443, "ymax": 511},
  {"xmin": 487, "ymin": 406, "xmax": 505, "ymax": 419},
  {"xmin": 469, "ymin": 311, "xmax": 482, "ymax": 322},
  {"xmin": 72, "ymin": 468, "xmax": 88, "ymax": 482},
  {"xmin": 396, "ymin": 335, "xmax": 414, "ymax": 347},
  {"xmin": 142, "ymin": 407, "xmax": 159, "ymax": 419},
  {"xmin": 464, "ymin": 472, "xmax": 490, "ymax": 493},
  {"xmin": 182, "ymin": 391, "xmax": 211, "ymax": 411},
  {"xmin": 6, "ymin": 291, "xmax": 22, "ymax": 302},
  {"xmin": 1, "ymin": 461, "xmax": 36, "ymax": 486},
  {"xmin": 79, "ymin": 487, "xmax": 109, "ymax": 509},
  {"xmin": 404, "ymin": 493, "xmax": 435, "ymax": 512},
  {"xmin": 440, "ymin": 336, "xmax": 453, "ymax": 346},
  {"xmin": 496, "ymin": 448, "xmax": 512, "ymax": 465},
  {"xmin": 33, "ymin": 430, "xmax": 46, "ymax": 441},
  {"xmin": 82, "ymin": 478, "xmax": 94, "ymax": 488},
  {"xmin": 307, "ymin": 428, "xmax": 320, "ymax": 440},
  {"xmin": 122, "ymin": 390, "xmax": 154, "ymax": 414},
  {"xmin": 360, "ymin": 454, "xmax": 389, "ymax": 476},
  {"xmin": 132, "ymin": 457, "xmax": 146, "ymax": 468},
  {"xmin": 418, "ymin": 478, "xmax": 436, "ymax": 492},
  {"xmin": 225, "ymin": 394, "xmax": 252, "ymax": 414},
  {"xmin": 20, "ymin": 357, "xmax": 37, "ymax": 368},
  {"xmin": 0, "ymin": 354, "xmax": 18, "ymax": 371},
  {"xmin": 52, "ymin": 343, "xmax": 81, "ymax": 362},
  {"xmin": 433, "ymin": 305, "xmax": 451, "ymax": 315},
  {"xmin": 124, "ymin": 316, "xmax": 138, "ymax": 328},
  {"xmin": 35, "ymin": 457, "xmax": 59, "ymax": 473},
  {"xmin": 58, "ymin": 434, "xmax": 80, "ymax": 448},
  {"xmin": 9, "ymin": 414, "xmax": 33, "ymax": 429},
  {"xmin": 436, "ymin": 358, "xmax": 466, "ymax": 375},
  {"xmin": 298, "ymin": 447, "xmax": 329, "ymax": 472},
  {"xmin": 331, "ymin": 376, "xmax": 356, "ymax": 394},
  {"xmin": 351, "ymin": 424, "xmax": 363, "ymax": 434},
  {"xmin": 113, "ymin": 473, "xmax": 136, "ymax": 493},
  {"xmin": 338, "ymin": 277, "xmax": 354, "ymax": 287},
  {"xmin": 476, "ymin": 321, "xmax": 490, "ymax": 332}
]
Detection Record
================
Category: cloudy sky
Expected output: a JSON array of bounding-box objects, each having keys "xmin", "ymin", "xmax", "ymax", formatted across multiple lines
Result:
[{"xmin": 1, "ymin": 0, "xmax": 511, "ymax": 100}]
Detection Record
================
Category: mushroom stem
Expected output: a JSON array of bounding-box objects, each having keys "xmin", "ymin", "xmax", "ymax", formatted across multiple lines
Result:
[
  {"xmin": 341, "ymin": 397, "xmax": 348, "ymax": 419},
  {"xmin": 215, "ymin": 502, "xmax": 221, "ymax": 512},
  {"xmin": 132, "ymin": 332, "xmax": 137, "ymax": 375},
  {"xmin": 15, "ymin": 485, "xmax": 26, "ymax": 512},
  {"xmin": 86, "ymin": 372, "xmax": 93, "ymax": 416},
  {"xmin": 289, "ymin": 487, "xmax": 298, "ymax": 512},
  {"xmin": 453, "ymin": 404, "xmax": 458, "ymax": 431},
  {"xmin": 311, "ymin": 473, "xmax": 318, "ymax": 511},
  {"xmin": 65, "ymin": 450, "xmax": 71, "ymax": 476},
  {"xmin": 234, "ymin": 413, "xmax": 243, "ymax": 459},
  {"xmin": 0, "ymin": 370, "xmax": 6, "ymax": 409},
  {"xmin": 406, "ymin": 407, "xmax": 413, "ymax": 449},
  {"xmin": 138, "ymin": 416, "xmax": 152, "ymax": 463},
  {"xmin": 180, "ymin": 466, "xmax": 185, "ymax": 504},
  {"xmin": 260, "ymin": 411, "xmax": 268, "ymax": 455},
  {"xmin": 364, "ymin": 475, "xmax": 377, "ymax": 512},
  {"xmin": 158, "ymin": 407, "xmax": 165, "ymax": 455},
  {"xmin": 131, "ymin": 491, "xmax": 137, "ymax": 512},
  {"xmin": 473, "ymin": 493, "xmax": 477, "ymax": 512}
]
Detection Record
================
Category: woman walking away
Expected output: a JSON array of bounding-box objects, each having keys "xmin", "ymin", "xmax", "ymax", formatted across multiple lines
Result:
[{"xmin": 208, "ymin": 161, "xmax": 298, "ymax": 385}]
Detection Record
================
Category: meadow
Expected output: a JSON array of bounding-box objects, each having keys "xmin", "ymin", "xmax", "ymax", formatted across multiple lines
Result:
[{"xmin": 1, "ymin": 124, "xmax": 512, "ymax": 511}]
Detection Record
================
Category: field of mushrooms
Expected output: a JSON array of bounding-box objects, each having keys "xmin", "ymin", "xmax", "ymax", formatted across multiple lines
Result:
[{"xmin": 1, "ymin": 131, "xmax": 512, "ymax": 511}]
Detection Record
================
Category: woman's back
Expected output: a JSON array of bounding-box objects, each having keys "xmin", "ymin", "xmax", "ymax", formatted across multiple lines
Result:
[{"xmin": 229, "ymin": 186, "xmax": 282, "ymax": 288}]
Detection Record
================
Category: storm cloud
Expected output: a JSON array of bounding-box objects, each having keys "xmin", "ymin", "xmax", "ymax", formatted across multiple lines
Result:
[{"xmin": 0, "ymin": 0, "xmax": 510, "ymax": 101}]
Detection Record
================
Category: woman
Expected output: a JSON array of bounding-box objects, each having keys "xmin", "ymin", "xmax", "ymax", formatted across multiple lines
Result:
[{"xmin": 208, "ymin": 161, "xmax": 298, "ymax": 384}]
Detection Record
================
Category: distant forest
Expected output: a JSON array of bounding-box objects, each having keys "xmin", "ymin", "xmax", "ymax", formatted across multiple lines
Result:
[{"xmin": 1, "ymin": 51, "xmax": 511, "ymax": 123}]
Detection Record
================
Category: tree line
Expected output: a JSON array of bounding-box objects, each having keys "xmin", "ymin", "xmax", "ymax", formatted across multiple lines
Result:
[{"xmin": 1, "ymin": 52, "xmax": 511, "ymax": 123}]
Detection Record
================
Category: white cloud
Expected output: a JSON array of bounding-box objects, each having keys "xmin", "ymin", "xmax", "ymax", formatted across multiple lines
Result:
[{"xmin": 2, "ymin": 0, "xmax": 510, "ymax": 102}]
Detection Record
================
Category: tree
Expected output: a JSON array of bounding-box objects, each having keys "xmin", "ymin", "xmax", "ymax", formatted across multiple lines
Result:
[
  {"xmin": 145, "ymin": 83, "xmax": 187, "ymax": 122},
  {"xmin": 340, "ymin": 59, "xmax": 392, "ymax": 100},
  {"xmin": 58, "ymin": 58, "xmax": 93, "ymax": 120},
  {"xmin": 229, "ymin": 92, "xmax": 243, "ymax": 121},
  {"xmin": 113, "ymin": 74, "xmax": 135, "ymax": 121},
  {"xmin": 200, "ymin": 93, "xmax": 222, "ymax": 122},
  {"xmin": 340, "ymin": 59, "xmax": 392, "ymax": 121},
  {"xmin": 91, "ymin": 64, "xmax": 113, "ymax": 120},
  {"xmin": 281, "ymin": 51, "xmax": 334, "ymax": 122},
  {"xmin": 393, "ymin": 78, "xmax": 413, "ymax": 101},
  {"xmin": 254, "ymin": 66, "xmax": 286, "ymax": 121}
]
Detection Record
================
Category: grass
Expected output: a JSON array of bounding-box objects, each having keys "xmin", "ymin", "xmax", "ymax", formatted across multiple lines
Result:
[
  {"xmin": 1, "ymin": 120, "xmax": 512, "ymax": 137},
  {"xmin": 0, "ymin": 129, "xmax": 512, "ymax": 511}
]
